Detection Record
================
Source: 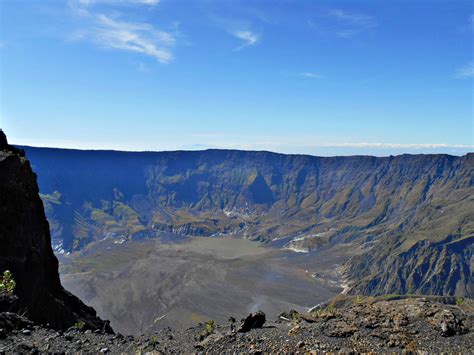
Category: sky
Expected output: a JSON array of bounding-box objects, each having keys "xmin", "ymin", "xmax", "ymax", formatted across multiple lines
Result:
[{"xmin": 0, "ymin": 0, "xmax": 473, "ymax": 156}]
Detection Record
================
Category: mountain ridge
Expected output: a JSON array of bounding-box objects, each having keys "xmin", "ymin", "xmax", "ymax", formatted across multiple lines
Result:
[
  {"xmin": 19, "ymin": 145, "xmax": 474, "ymax": 298},
  {"xmin": 18, "ymin": 144, "xmax": 472, "ymax": 158}
]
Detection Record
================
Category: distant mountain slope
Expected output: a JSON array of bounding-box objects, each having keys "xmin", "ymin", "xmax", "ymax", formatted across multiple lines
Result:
[{"xmin": 20, "ymin": 146, "xmax": 474, "ymax": 297}]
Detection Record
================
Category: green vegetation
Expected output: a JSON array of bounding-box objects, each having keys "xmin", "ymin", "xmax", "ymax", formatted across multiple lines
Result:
[
  {"xmin": 204, "ymin": 319, "xmax": 215, "ymax": 334},
  {"xmin": 196, "ymin": 320, "xmax": 215, "ymax": 341},
  {"xmin": 456, "ymin": 297, "xmax": 465, "ymax": 305},
  {"xmin": 311, "ymin": 305, "xmax": 335, "ymax": 319},
  {"xmin": 0, "ymin": 270, "xmax": 16, "ymax": 296},
  {"xmin": 74, "ymin": 321, "xmax": 85, "ymax": 330},
  {"xmin": 354, "ymin": 295, "xmax": 364, "ymax": 304},
  {"xmin": 150, "ymin": 335, "xmax": 159, "ymax": 346}
]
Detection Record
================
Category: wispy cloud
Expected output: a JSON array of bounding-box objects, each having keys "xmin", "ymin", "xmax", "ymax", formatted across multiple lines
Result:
[
  {"xmin": 202, "ymin": 4, "xmax": 265, "ymax": 51},
  {"xmin": 94, "ymin": 14, "xmax": 174, "ymax": 63},
  {"xmin": 299, "ymin": 72, "xmax": 322, "ymax": 79},
  {"xmin": 310, "ymin": 142, "xmax": 474, "ymax": 149},
  {"xmin": 77, "ymin": 0, "xmax": 159, "ymax": 6},
  {"xmin": 232, "ymin": 30, "xmax": 260, "ymax": 50},
  {"xmin": 469, "ymin": 14, "xmax": 474, "ymax": 31},
  {"xmin": 328, "ymin": 9, "xmax": 374, "ymax": 26},
  {"xmin": 12, "ymin": 130, "xmax": 473, "ymax": 156},
  {"xmin": 309, "ymin": 8, "xmax": 377, "ymax": 38},
  {"xmin": 454, "ymin": 62, "xmax": 474, "ymax": 79},
  {"xmin": 136, "ymin": 61, "xmax": 151, "ymax": 72},
  {"xmin": 69, "ymin": 0, "xmax": 176, "ymax": 63},
  {"xmin": 328, "ymin": 9, "xmax": 377, "ymax": 38}
]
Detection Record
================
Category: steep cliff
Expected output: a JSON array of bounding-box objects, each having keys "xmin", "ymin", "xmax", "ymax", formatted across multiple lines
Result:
[
  {"xmin": 0, "ymin": 131, "xmax": 111, "ymax": 331},
  {"xmin": 343, "ymin": 235, "xmax": 473, "ymax": 296}
]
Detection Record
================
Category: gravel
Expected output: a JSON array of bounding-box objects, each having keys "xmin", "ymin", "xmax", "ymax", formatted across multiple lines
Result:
[{"xmin": 1, "ymin": 297, "xmax": 472, "ymax": 353}]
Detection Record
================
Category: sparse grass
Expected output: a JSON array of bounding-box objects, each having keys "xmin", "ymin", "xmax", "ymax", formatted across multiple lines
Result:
[
  {"xmin": 378, "ymin": 294, "xmax": 404, "ymax": 301},
  {"xmin": 196, "ymin": 320, "xmax": 215, "ymax": 341},
  {"xmin": 311, "ymin": 305, "xmax": 335, "ymax": 318},
  {"xmin": 204, "ymin": 319, "xmax": 215, "ymax": 334},
  {"xmin": 0, "ymin": 270, "xmax": 16, "ymax": 296},
  {"xmin": 354, "ymin": 295, "xmax": 364, "ymax": 304},
  {"xmin": 150, "ymin": 335, "xmax": 159, "ymax": 346},
  {"xmin": 74, "ymin": 321, "xmax": 85, "ymax": 330},
  {"xmin": 456, "ymin": 297, "xmax": 465, "ymax": 305}
]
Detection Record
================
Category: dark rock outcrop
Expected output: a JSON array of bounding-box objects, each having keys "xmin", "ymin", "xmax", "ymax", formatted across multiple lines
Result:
[
  {"xmin": 238, "ymin": 311, "xmax": 266, "ymax": 332},
  {"xmin": 0, "ymin": 131, "xmax": 111, "ymax": 331},
  {"xmin": 0, "ymin": 130, "xmax": 8, "ymax": 149}
]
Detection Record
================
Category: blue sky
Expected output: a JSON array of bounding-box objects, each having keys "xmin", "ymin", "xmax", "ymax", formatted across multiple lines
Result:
[{"xmin": 0, "ymin": 0, "xmax": 473, "ymax": 156}]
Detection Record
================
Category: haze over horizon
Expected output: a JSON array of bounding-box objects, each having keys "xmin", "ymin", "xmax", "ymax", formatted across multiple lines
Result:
[{"xmin": 1, "ymin": 0, "xmax": 473, "ymax": 156}]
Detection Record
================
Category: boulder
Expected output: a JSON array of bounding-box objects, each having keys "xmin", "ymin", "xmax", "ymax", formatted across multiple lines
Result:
[{"xmin": 238, "ymin": 311, "xmax": 266, "ymax": 332}]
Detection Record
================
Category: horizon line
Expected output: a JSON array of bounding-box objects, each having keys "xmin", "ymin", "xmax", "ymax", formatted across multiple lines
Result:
[{"xmin": 15, "ymin": 143, "xmax": 474, "ymax": 159}]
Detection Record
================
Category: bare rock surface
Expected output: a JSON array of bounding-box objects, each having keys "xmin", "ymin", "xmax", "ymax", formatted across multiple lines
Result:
[
  {"xmin": 1, "ymin": 296, "xmax": 472, "ymax": 353},
  {"xmin": 0, "ymin": 132, "xmax": 110, "ymax": 331}
]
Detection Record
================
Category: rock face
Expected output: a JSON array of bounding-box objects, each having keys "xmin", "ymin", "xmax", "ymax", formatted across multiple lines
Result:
[
  {"xmin": 0, "ymin": 131, "xmax": 110, "ymax": 331},
  {"xmin": 344, "ymin": 235, "xmax": 473, "ymax": 297},
  {"xmin": 22, "ymin": 147, "xmax": 472, "ymax": 251}
]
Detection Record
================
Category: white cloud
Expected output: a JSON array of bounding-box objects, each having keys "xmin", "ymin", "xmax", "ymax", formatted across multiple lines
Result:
[
  {"xmin": 232, "ymin": 30, "xmax": 260, "ymax": 50},
  {"xmin": 134, "ymin": 0, "xmax": 159, "ymax": 4},
  {"xmin": 310, "ymin": 143, "xmax": 473, "ymax": 149},
  {"xmin": 469, "ymin": 14, "xmax": 474, "ymax": 31},
  {"xmin": 95, "ymin": 14, "xmax": 174, "ymax": 63},
  {"xmin": 180, "ymin": 137, "xmax": 474, "ymax": 152},
  {"xmin": 310, "ymin": 8, "xmax": 377, "ymax": 38},
  {"xmin": 11, "ymin": 132, "xmax": 473, "ymax": 156},
  {"xmin": 136, "ymin": 61, "xmax": 150, "ymax": 72},
  {"xmin": 175, "ymin": 140, "xmax": 474, "ymax": 157},
  {"xmin": 300, "ymin": 72, "xmax": 322, "ymax": 79},
  {"xmin": 77, "ymin": 0, "xmax": 159, "ymax": 6},
  {"xmin": 455, "ymin": 62, "xmax": 474, "ymax": 79},
  {"xmin": 328, "ymin": 9, "xmax": 375, "ymax": 27},
  {"xmin": 69, "ymin": 1, "xmax": 175, "ymax": 63}
]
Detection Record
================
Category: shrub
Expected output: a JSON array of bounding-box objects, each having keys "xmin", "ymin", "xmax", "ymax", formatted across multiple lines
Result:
[
  {"xmin": 311, "ymin": 305, "xmax": 335, "ymax": 319},
  {"xmin": 196, "ymin": 320, "xmax": 215, "ymax": 341},
  {"xmin": 150, "ymin": 335, "xmax": 159, "ymax": 346},
  {"xmin": 74, "ymin": 321, "xmax": 85, "ymax": 330},
  {"xmin": 0, "ymin": 270, "xmax": 16, "ymax": 296},
  {"xmin": 204, "ymin": 319, "xmax": 215, "ymax": 334}
]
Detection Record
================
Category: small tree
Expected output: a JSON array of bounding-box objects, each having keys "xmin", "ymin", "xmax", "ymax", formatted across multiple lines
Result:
[{"xmin": 0, "ymin": 270, "xmax": 16, "ymax": 296}]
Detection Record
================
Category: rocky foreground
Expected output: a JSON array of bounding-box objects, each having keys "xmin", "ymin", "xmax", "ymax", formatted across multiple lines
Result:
[{"xmin": 1, "ymin": 296, "xmax": 472, "ymax": 353}]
